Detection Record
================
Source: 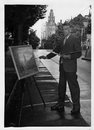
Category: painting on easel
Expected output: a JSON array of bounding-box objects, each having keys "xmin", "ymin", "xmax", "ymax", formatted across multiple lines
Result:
[{"xmin": 9, "ymin": 45, "xmax": 39, "ymax": 80}]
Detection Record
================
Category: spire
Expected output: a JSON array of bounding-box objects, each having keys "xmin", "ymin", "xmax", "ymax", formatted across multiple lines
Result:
[{"xmin": 48, "ymin": 9, "xmax": 55, "ymax": 23}]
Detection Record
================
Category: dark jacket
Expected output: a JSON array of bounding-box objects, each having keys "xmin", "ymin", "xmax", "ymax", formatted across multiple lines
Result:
[{"xmin": 47, "ymin": 34, "xmax": 82, "ymax": 72}]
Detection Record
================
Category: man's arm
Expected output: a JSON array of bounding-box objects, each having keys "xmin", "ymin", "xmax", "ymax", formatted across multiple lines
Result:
[
  {"xmin": 39, "ymin": 52, "xmax": 56, "ymax": 59},
  {"xmin": 39, "ymin": 44, "xmax": 61, "ymax": 59}
]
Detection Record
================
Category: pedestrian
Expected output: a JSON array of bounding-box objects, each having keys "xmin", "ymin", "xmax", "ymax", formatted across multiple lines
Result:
[{"xmin": 39, "ymin": 23, "xmax": 82, "ymax": 115}]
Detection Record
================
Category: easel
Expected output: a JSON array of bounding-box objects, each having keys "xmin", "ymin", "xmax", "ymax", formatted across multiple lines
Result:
[
  {"xmin": 6, "ymin": 74, "xmax": 46, "ymax": 126},
  {"xmin": 7, "ymin": 45, "xmax": 46, "ymax": 126},
  {"xmin": 24, "ymin": 76, "xmax": 46, "ymax": 109},
  {"xmin": 19, "ymin": 75, "xmax": 46, "ymax": 126}
]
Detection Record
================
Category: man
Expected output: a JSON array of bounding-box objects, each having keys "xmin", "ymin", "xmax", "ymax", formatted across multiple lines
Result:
[{"xmin": 39, "ymin": 23, "xmax": 82, "ymax": 115}]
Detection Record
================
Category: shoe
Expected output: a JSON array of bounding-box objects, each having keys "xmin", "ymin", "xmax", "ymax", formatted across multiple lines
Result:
[
  {"xmin": 51, "ymin": 103, "xmax": 64, "ymax": 112},
  {"xmin": 71, "ymin": 109, "xmax": 80, "ymax": 115}
]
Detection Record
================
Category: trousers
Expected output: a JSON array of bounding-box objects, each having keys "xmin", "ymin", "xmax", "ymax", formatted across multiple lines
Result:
[{"xmin": 58, "ymin": 63, "xmax": 80, "ymax": 110}]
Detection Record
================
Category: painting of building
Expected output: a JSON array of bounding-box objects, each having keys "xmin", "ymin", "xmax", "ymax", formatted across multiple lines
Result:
[{"xmin": 9, "ymin": 45, "xmax": 39, "ymax": 80}]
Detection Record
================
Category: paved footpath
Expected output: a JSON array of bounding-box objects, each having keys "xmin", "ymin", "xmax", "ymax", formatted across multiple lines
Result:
[{"xmin": 34, "ymin": 49, "xmax": 91, "ymax": 126}]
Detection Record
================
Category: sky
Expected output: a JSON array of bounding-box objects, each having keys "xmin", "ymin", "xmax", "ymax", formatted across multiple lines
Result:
[{"xmin": 31, "ymin": 0, "xmax": 93, "ymax": 38}]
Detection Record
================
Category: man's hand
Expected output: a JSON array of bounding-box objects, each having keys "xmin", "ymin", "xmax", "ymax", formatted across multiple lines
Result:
[
  {"xmin": 39, "ymin": 55, "xmax": 47, "ymax": 59},
  {"xmin": 62, "ymin": 54, "xmax": 71, "ymax": 59}
]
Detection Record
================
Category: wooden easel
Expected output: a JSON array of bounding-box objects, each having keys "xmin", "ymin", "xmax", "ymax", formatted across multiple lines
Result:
[
  {"xmin": 24, "ymin": 76, "xmax": 46, "ymax": 108},
  {"xmin": 7, "ymin": 45, "xmax": 46, "ymax": 126},
  {"xmin": 6, "ymin": 75, "xmax": 46, "ymax": 126}
]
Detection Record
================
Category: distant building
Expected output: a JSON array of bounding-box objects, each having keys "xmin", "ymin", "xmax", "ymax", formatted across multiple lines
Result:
[{"xmin": 41, "ymin": 9, "xmax": 57, "ymax": 40}]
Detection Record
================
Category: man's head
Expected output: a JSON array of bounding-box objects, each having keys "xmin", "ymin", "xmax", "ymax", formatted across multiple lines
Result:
[{"xmin": 63, "ymin": 23, "xmax": 71, "ymax": 37}]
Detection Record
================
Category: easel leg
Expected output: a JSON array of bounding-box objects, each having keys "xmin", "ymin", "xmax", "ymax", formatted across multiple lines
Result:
[
  {"xmin": 18, "ymin": 89, "xmax": 24, "ymax": 126},
  {"xmin": 6, "ymin": 79, "xmax": 19, "ymax": 110},
  {"xmin": 18, "ymin": 78, "xmax": 33, "ymax": 126},
  {"xmin": 32, "ymin": 76, "xmax": 46, "ymax": 107},
  {"xmin": 25, "ymin": 78, "xmax": 33, "ymax": 109}
]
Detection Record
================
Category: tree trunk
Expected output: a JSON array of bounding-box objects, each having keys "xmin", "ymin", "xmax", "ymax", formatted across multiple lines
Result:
[
  {"xmin": 18, "ymin": 24, "xmax": 23, "ymax": 45},
  {"xmin": 14, "ymin": 24, "xmax": 23, "ymax": 45}
]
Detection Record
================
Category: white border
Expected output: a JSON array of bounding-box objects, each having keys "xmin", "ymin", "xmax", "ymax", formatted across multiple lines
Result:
[{"xmin": 0, "ymin": 0, "xmax": 94, "ymax": 130}]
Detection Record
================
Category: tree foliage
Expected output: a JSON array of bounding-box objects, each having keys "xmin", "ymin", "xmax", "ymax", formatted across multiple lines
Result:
[
  {"xmin": 44, "ymin": 34, "xmax": 56, "ymax": 49},
  {"xmin": 70, "ymin": 14, "xmax": 86, "ymax": 28},
  {"xmin": 5, "ymin": 5, "xmax": 47, "ymax": 31},
  {"xmin": 55, "ymin": 23, "xmax": 64, "ymax": 44},
  {"xmin": 41, "ymin": 23, "xmax": 64, "ymax": 49},
  {"xmin": 28, "ymin": 29, "xmax": 40, "ymax": 49},
  {"xmin": 5, "ymin": 5, "xmax": 47, "ymax": 45}
]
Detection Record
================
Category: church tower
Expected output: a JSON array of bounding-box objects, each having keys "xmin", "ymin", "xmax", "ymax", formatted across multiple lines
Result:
[
  {"xmin": 46, "ymin": 9, "xmax": 56, "ymax": 39},
  {"xmin": 41, "ymin": 9, "xmax": 56, "ymax": 40},
  {"xmin": 48, "ymin": 9, "xmax": 55, "ymax": 24}
]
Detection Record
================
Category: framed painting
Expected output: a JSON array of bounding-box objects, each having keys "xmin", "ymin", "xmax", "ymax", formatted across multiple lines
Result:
[{"xmin": 9, "ymin": 45, "xmax": 39, "ymax": 80}]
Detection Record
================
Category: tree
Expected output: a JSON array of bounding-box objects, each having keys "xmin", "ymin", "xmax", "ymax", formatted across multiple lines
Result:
[
  {"xmin": 70, "ymin": 14, "xmax": 86, "ymax": 28},
  {"xmin": 43, "ymin": 23, "xmax": 64, "ymax": 49},
  {"xmin": 55, "ymin": 23, "xmax": 64, "ymax": 45},
  {"xmin": 41, "ymin": 39, "xmax": 47, "ymax": 48},
  {"xmin": 69, "ymin": 14, "xmax": 89, "ymax": 38},
  {"xmin": 5, "ymin": 5, "xmax": 47, "ymax": 45},
  {"xmin": 44, "ymin": 34, "xmax": 56, "ymax": 49},
  {"xmin": 28, "ymin": 29, "xmax": 40, "ymax": 49}
]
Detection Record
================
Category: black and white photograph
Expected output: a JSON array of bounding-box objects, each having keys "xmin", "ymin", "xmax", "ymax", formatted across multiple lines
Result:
[{"xmin": 0, "ymin": 0, "xmax": 93, "ymax": 129}]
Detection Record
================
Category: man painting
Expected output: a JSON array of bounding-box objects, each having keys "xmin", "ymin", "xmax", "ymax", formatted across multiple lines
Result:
[{"xmin": 39, "ymin": 23, "xmax": 82, "ymax": 115}]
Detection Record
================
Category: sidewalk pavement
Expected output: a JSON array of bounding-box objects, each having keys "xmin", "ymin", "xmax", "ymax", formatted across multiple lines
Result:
[{"xmin": 20, "ymin": 49, "xmax": 91, "ymax": 127}]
